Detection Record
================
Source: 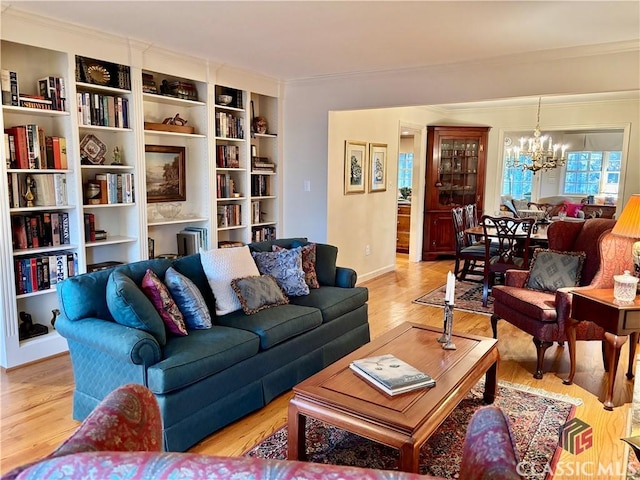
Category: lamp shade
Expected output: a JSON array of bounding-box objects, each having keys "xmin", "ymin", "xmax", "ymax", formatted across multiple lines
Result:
[{"xmin": 612, "ymin": 194, "xmax": 640, "ymax": 238}]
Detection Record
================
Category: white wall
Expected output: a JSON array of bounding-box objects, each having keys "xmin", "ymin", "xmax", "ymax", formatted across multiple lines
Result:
[{"xmin": 283, "ymin": 48, "xmax": 640, "ymax": 278}]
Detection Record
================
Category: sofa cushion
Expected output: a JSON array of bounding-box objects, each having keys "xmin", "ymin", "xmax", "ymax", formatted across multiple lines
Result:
[
  {"xmin": 293, "ymin": 241, "xmax": 338, "ymax": 287},
  {"xmin": 217, "ymin": 304, "xmax": 322, "ymax": 350},
  {"xmin": 525, "ymin": 250, "xmax": 586, "ymax": 292},
  {"xmin": 200, "ymin": 246, "xmax": 260, "ymax": 316},
  {"xmin": 252, "ymin": 247, "xmax": 309, "ymax": 297},
  {"xmin": 164, "ymin": 267, "xmax": 212, "ymax": 330},
  {"xmin": 147, "ymin": 326, "xmax": 260, "ymax": 394},
  {"xmin": 141, "ymin": 269, "xmax": 188, "ymax": 336},
  {"xmin": 231, "ymin": 275, "xmax": 289, "ymax": 315},
  {"xmin": 106, "ymin": 270, "xmax": 167, "ymax": 346},
  {"xmin": 273, "ymin": 243, "xmax": 320, "ymax": 289},
  {"xmin": 289, "ymin": 286, "xmax": 369, "ymax": 323},
  {"xmin": 171, "ymin": 254, "xmax": 217, "ymax": 319},
  {"xmin": 491, "ymin": 285, "xmax": 557, "ymax": 322},
  {"xmin": 248, "ymin": 237, "xmax": 308, "ymax": 252}
]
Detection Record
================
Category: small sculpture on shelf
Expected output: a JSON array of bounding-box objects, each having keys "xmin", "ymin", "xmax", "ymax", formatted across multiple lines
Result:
[
  {"xmin": 23, "ymin": 175, "xmax": 36, "ymax": 207},
  {"xmin": 51, "ymin": 309, "xmax": 60, "ymax": 329},
  {"xmin": 111, "ymin": 146, "xmax": 122, "ymax": 166},
  {"xmin": 18, "ymin": 311, "xmax": 49, "ymax": 341}
]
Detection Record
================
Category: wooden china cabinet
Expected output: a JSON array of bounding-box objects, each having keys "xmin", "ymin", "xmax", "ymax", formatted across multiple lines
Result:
[{"xmin": 422, "ymin": 126, "xmax": 490, "ymax": 260}]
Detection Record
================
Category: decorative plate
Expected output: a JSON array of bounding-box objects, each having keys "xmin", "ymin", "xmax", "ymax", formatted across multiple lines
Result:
[
  {"xmin": 87, "ymin": 64, "xmax": 111, "ymax": 85},
  {"xmin": 80, "ymin": 134, "xmax": 107, "ymax": 164},
  {"xmin": 504, "ymin": 136, "xmax": 512, "ymax": 146}
]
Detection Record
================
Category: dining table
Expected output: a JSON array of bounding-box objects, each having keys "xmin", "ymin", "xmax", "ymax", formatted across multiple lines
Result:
[{"xmin": 464, "ymin": 224, "xmax": 549, "ymax": 244}]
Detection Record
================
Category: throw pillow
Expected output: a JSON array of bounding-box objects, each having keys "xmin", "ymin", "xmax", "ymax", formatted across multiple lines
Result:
[
  {"xmin": 164, "ymin": 267, "xmax": 212, "ymax": 330},
  {"xmin": 200, "ymin": 246, "xmax": 260, "ymax": 316},
  {"xmin": 141, "ymin": 269, "xmax": 188, "ymax": 336},
  {"xmin": 525, "ymin": 249, "xmax": 586, "ymax": 292},
  {"xmin": 252, "ymin": 247, "xmax": 310, "ymax": 296},
  {"xmin": 106, "ymin": 270, "xmax": 167, "ymax": 346},
  {"xmin": 564, "ymin": 201, "xmax": 584, "ymax": 218},
  {"xmin": 230, "ymin": 275, "xmax": 289, "ymax": 315},
  {"xmin": 273, "ymin": 243, "xmax": 320, "ymax": 289}
]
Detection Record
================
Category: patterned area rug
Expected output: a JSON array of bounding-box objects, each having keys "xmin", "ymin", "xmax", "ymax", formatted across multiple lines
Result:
[
  {"xmin": 413, "ymin": 279, "xmax": 493, "ymax": 315},
  {"xmin": 244, "ymin": 381, "xmax": 581, "ymax": 480}
]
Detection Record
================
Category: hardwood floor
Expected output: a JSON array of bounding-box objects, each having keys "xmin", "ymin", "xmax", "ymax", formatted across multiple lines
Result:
[{"xmin": 0, "ymin": 255, "xmax": 634, "ymax": 478}]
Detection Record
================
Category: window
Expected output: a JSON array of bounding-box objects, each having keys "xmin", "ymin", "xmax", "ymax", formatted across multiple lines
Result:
[
  {"xmin": 502, "ymin": 155, "xmax": 533, "ymax": 200},
  {"xmin": 563, "ymin": 151, "xmax": 621, "ymax": 196},
  {"xmin": 398, "ymin": 153, "xmax": 413, "ymax": 189}
]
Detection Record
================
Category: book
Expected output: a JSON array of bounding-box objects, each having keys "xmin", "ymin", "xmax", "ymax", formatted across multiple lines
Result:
[{"xmin": 350, "ymin": 354, "xmax": 435, "ymax": 395}]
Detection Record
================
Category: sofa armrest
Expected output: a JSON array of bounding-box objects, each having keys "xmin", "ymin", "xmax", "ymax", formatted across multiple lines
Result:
[
  {"xmin": 335, "ymin": 266, "xmax": 357, "ymax": 288},
  {"xmin": 504, "ymin": 269, "xmax": 529, "ymax": 288},
  {"xmin": 459, "ymin": 406, "xmax": 522, "ymax": 479},
  {"xmin": 55, "ymin": 316, "xmax": 161, "ymax": 366}
]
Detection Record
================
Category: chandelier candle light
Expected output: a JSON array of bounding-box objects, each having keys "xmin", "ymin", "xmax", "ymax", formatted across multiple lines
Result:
[
  {"xmin": 504, "ymin": 97, "xmax": 569, "ymax": 174},
  {"xmin": 438, "ymin": 271, "xmax": 457, "ymax": 350}
]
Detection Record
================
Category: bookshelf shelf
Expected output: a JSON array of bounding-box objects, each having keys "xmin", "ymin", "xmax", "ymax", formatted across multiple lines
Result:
[
  {"xmin": 85, "ymin": 235, "xmax": 137, "ymax": 247},
  {"xmin": 75, "ymin": 82, "xmax": 131, "ymax": 95},
  {"xmin": 143, "ymin": 129, "xmax": 206, "ymax": 139},
  {"xmin": 13, "ymin": 244, "xmax": 78, "ymax": 256},
  {"xmin": 142, "ymin": 93, "xmax": 205, "ymax": 107},
  {"xmin": 148, "ymin": 216, "xmax": 208, "ymax": 227},
  {"xmin": 2, "ymin": 105, "xmax": 70, "ymax": 117}
]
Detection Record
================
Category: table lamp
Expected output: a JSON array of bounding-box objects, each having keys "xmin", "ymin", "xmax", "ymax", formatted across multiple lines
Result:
[{"xmin": 611, "ymin": 194, "xmax": 640, "ymax": 283}]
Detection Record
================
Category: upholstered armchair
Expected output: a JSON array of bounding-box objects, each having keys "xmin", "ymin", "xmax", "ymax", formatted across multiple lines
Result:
[
  {"xmin": 3, "ymin": 384, "xmax": 522, "ymax": 480},
  {"xmin": 491, "ymin": 218, "xmax": 621, "ymax": 379}
]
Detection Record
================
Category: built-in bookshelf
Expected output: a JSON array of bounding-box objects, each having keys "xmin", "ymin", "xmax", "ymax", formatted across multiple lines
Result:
[
  {"xmin": 1, "ymin": 40, "xmax": 76, "ymax": 367},
  {"xmin": 143, "ymin": 70, "xmax": 210, "ymax": 257},
  {"xmin": 0, "ymin": 13, "xmax": 282, "ymax": 367},
  {"xmin": 249, "ymin": 93, "xmax": 278, "ymax": 242}
]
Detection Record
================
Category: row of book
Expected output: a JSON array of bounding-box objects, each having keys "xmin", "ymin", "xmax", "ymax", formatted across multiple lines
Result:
[
  {"xmin": 77, "ymin": 92, "xmax": 130, "ymax": 129},
  {"xmin": 1, "ymin": 70, "xmax": 67, "ymax": 111},
  {"xmin": 349, "ymin": 354, "xmax": 435, "ymax": 396},
  {"xmin": 251, "ymin": 200, "xmax": 265, "ymax": 224},
  {"xmin": 251, "ymin": 157, "xmax": 276, "ymax": 172},
  {"xmin": 8, "ymin": 173, "xmax": 67, "ymax": 209},
  {"xmin": 83, "ymin": 213, "xmax": 106, "ymax": 242},
  {"xmin": 4, "ymin": 124, "xmax": 68, "ymax": 170},
  {"xmin": 251, "ymin": 226, "xmax": 276, "ymax": 243},
  {"xmin": 216, "ymin": 173, "xmax": 238, "ymax": 199},
  {"xmin": 215, "ymin": 112, "xmax": 244, "ymax": 139},
  {"xmin": 217, "ymin": 204, "xmax": 242, "ymax": 228},
  {"xmin": 12, "ymin": 211, "xmax": 71, "ymax": 250},
  {"xmin": 14, "ymin": 251, "xmax": 77, "ymax": 295},
  {"xmin": 86, "ymin": 173, "xmax": 135, "ymax": 205},
  {"xmin": 216, "ymin": 144, "xmax": 241, "ymax": 168},
  {"xmin": 177, "ymin": 227, "xmax": 209, "ymax": 256},
  {"xmin": 251, "ymin": 175, "xmax": 271, "ymax": 197}
]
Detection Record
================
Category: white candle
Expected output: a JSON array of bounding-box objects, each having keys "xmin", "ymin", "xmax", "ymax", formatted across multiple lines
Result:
[
  {"xmin": 445, "ymin": 273, "xmax": 451, "ymax": 303},
  {"xmin": 449, "ymin": 272, "xmax": 456, "ymax": 306}
]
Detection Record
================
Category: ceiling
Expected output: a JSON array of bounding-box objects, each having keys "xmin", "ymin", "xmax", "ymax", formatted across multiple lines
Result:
[{"xmin": 2, "ymin": 1, "xmax": 639, "ymax": 82}]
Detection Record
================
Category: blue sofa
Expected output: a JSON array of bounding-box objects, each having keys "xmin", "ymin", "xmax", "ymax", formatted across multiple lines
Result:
[{"xmin": 56, "ymin": 238, "xmax": 370, "ymax": 451}]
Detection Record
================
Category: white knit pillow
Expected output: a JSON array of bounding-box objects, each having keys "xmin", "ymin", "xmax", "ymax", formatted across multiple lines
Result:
[{"xmin": 200, "ymin": 246, "xmax": 260, "ymax": 315}]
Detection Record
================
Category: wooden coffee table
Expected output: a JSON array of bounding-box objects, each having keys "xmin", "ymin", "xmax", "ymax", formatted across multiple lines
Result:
[{"xmin": 287, "ymin": 322, "xmax": 499, "ymax": 473}]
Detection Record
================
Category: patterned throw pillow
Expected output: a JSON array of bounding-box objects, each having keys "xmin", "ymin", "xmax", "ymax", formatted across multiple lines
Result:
[
  {"xmin": 231, "ymin": 275, "xmax": 289, "ymax": 315},
  {"xmin": 525, "ymin": 249, "xmax": 586, "ymax": 292},
  {"xmin": 200, "ymin": 246, "xmax": 260, "ymax": 315},
  {"xmin": 251, "ymin": 247, "xmax": 310, "ymax": 297},
  {"xmin": 164, "ymin": 267, "xmax": 212, "ymax": 330},
  {"xmin": 273, "ymin": 243, "xmax": 320, "ymax": 289},
  {"xmin": 141, "ymin": 269, "xmax": 188, "ymax": 336}
]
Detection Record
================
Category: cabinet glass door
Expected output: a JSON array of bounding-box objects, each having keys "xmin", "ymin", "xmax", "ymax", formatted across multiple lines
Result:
[{"xmin": 437, "ymin": 137, "xmax": 479, "ymax": 208}]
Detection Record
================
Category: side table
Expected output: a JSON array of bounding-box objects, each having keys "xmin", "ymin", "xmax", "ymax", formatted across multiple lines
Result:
[{"xmin": 563, "ymin": 289, "xmax": 640, "ymax": 410}]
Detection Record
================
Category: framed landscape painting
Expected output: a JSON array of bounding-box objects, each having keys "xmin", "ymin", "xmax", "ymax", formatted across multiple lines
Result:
[
  {"xmin": 344, "ymin": 140, "xmax": 367, "ymax": 194},
  {"xmin": 368, "ymin": 143, "xmax": 387, "ymax": 192},
  {"xmin": 145, "ymin": 145, "xmax": 186, "ymax": 203}
]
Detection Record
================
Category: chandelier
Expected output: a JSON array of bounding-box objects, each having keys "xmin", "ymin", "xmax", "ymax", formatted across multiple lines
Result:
[{"xmin": 504, "ymin": 98, "xmax": 568, "ymax": 174}]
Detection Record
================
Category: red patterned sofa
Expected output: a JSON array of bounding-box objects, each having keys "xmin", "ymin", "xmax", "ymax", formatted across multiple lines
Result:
[{"xmin": 2, "ymin": 384, "xmax": 521, "ymax": 479}]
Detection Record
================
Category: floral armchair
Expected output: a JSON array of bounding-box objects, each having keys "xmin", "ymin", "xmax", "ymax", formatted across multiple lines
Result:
[
  {"xmin": 490, "ymin": 218, "xmax": 625, "ymax": 379},
  {"xmin": 3, "ymin": 384, "xmax": 522, "ymax": 480}
]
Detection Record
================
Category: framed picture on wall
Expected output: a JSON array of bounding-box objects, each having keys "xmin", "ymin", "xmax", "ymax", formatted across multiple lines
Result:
[
  {"xmin": 368, "ymin": 143, "xmax": 387, "ymax": 192},
  {"xmin": 145, "ymin": 145, "xmax": 186, "ymax": 203},
  {"xmin": 344, "ymin": 140, "xmax": 367, "ymax": 194}
]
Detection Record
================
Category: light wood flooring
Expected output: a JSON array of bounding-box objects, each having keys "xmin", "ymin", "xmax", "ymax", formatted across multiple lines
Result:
[{"xmin": 0, "ymin": 255, "xmax": 634, "ymax": 479}]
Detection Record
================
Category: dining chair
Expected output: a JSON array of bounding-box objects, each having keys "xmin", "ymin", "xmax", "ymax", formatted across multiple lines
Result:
[
  {"xmin": 463, "ymin": 203, "xmax": 482, "ymax": 245},
  {"xmin": 452, "ymin": 206, "xmax": 485, "ymax": 282},
  {"xmin": 481, "ymin": 215, "xmax": 535, "ymax": 306}
]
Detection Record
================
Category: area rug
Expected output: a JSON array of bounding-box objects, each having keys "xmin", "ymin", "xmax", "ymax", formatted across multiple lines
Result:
[
  {"xmin": 244, "ymin": 381, "xmax": 582, "ymax": 480},
  {"xmin": 413, "ymin": 279, "xmax": 493, "ymax": 315}
]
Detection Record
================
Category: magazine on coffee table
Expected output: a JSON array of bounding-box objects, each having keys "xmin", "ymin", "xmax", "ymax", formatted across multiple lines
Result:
[{"xmin": 350, "ymin": 354, "xmax": 435, "ymax": 396}]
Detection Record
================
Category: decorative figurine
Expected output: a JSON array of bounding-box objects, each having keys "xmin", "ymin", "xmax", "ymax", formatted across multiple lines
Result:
[
  {"xmin": 18, "ymin": 311, "xmax": 49, "ymax": 340},
  {"xmin": 51, "ymin": 309, "xmax": 60, "ymax": 329},
  {"xmin": 253, "ymin": 116, "xmax": 268, "ymax": 135},
  {"xmin": 111, "ymin": 146, "xmax": 122, "ymax": 165},
  {"xmin": 23, "ymin": 175, "xmax": 36, "ymax": 207}
]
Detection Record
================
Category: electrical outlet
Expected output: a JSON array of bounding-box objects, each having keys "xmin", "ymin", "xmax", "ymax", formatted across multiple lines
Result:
[
  {"xmin": 304, "ymin": 180, "xmax": 311, "ymax": 192},
  {"xmin": 365, "ymin": 244, "xmax": 371, "ymax": 256}
]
